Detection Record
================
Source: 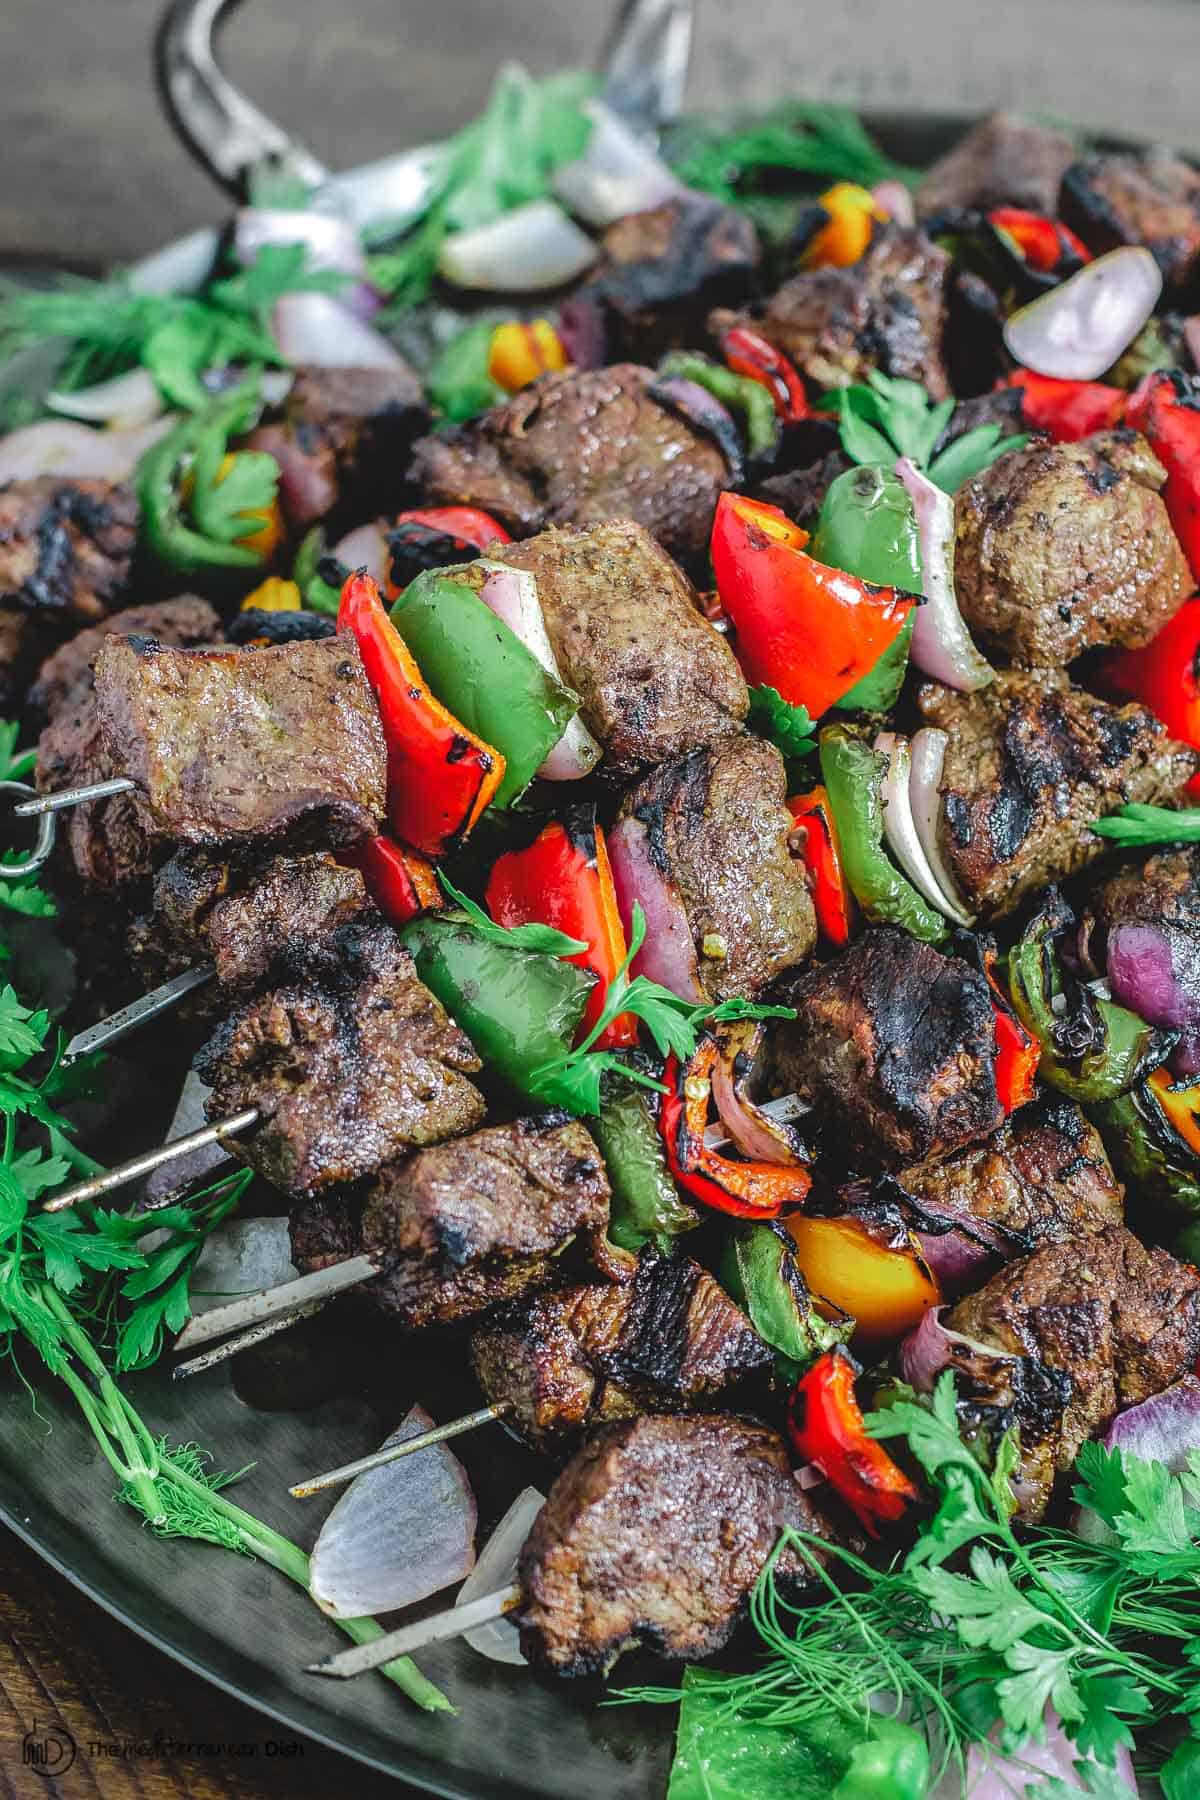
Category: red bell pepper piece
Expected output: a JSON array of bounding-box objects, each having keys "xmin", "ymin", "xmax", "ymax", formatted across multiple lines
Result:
[
  {"xmin": 787, "ymin": 786, "xmax": 856, "ymax": 947},
  {"xmin": 337, "ymin": 571, "xmax": 506, "ymax": 857},
  {"xmin": 1126, "ymin": 373, "xmax": 1200, "ymax": 582},
  {"xmin": 988, "ymin": 207, "xmax": 1091, "ymax": 273},
  {"xmin": 385, "ymin": 506, "xmax": 512, "ymax": 598},
  {"xmin": 486, "ymin": 809, "xmax": 637, "ymax": 1049},
  {"xmin": 395, "ymin": 506, "xmax": 510, "ymax": 551},
  {"xmin": 1003, "ymin": 369, "xmax": 1126, "ymax": 442},
  {"xmin": 992, "ymin": 1007, "xmax": 1040, "ymax": 1114},
  {"xmin": 720, "ymin": 325, "xmax": 809, "ymax": 422},
  {"xmin": 1096, "ymin": 594, "xmax": 1200, "ymax": 797},
  {"xmin": 658, "ymin": 1042, "xmax": 812, "ymax": 1219},
  {"xmin": 710, "ymin": 493, "xmax": 916, "ymax": 718},
  {"xmin": 342, "ymin": 833, "xmax": 444, "ymax": 927},
  {"xmin": 787, "ymin": 1346, "xmax": 918, "ymax": 1535}
]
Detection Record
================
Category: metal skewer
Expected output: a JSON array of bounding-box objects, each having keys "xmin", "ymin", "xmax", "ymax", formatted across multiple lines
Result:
[
  {"xmin": 308, "ymin": 1585, "xmax": 521, "ymax": 1679},
  {"xmin": 14, "ymin": 776, "xmax": 135, "ymax": 816},
  {"xmin": 173, "ymin": 1300, "xmax": 329, "ymax": 1377},
  {"xmin": 42, "ymin": 1108, "xmax": 260, "ymax": 1212},
  {"xmin": 171, "ymin": 1253, "xmax": 381, "ymax": 1348},
  {"xmin": 290, "ymin": 1403, "xmax": 514, "ymax": 1498},
  {"xmin": 64, "ymin": 964, "xmax": 216, "ymax": 1060}
]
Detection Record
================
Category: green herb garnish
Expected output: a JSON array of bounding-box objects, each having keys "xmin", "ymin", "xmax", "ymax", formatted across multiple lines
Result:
[
  {"xmin": 667, "ymin": 103, "xmax": 916, "ymax": 206},
  {"xmin": 821, "ymin": 369, "xmax": 1028, "ymax": 493},
  {"xmin": 746, "ymin": 685, "xmax": 818, "ymax": 762},
  {"xmin": 1090, "ymin": 804, "xmax": 1200, "ymax": 848},
  {"xmin": 438, "ymin": 871, "xmax": 587, "ymax": 955}
]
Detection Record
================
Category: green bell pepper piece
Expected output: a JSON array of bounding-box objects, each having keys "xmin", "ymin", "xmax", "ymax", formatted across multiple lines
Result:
[
  {"xmin": 818, "ymin": 726, "xmax": 948, "ymax": 944},
  {"xmin": 591, "ymin": 1077, "xmax": 701, "ymax": 1253},
  {"xmin": 400, "ymin": 915, "xmax": 593, "ymax": 1106},
  {"xmin": 720, "ymin": 1221, "xmax": 852, "ymax": 1383},
  {"xmin": 812, "ymin": 466, "xmax": 921, "ymax": 715},
  {"xmin": 1007, "ymin": 896, "xmax": 1174, "ymax": 1103},
  {"xmin": 136, "ymin": 382, "xmax": 273, "ymax": 576},
  {"xmin": 657, "ymin": 352, "xmax": 780, "ymax": 459},
  {"xmin": 1091, "ymin": 1085, "xmax": 1200, "ymax": 1221},
  {"xmin": 391, "ymin": 571, "xmax": 580, "ymax": 807},
  {"xmin": 292, "ymin": 525, "xmax": 343, "ymax": 616},
  {"xmin": 830, "ymin": 1718, "xmax": 929, "ymax": 1800},
  {"xmin": 427, "ymin": 319, "xmax": 505, "ymax": 423}
]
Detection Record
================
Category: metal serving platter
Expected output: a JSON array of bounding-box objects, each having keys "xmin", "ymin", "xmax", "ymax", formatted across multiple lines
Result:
[{"xmin": 0, "ymin": 94, "xmax": 1114, "ymax": 1796}]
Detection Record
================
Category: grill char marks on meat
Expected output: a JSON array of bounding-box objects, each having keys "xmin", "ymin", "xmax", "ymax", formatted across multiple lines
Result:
[
  {"xmin": 93, "ymin": 633, "xmax": 387, "ymax": 851},
  {"xmin": 249, "ymin": 364, "xmax": 429, "ymax": 532},
  {"xmin": 918, "ymin": 668, "xmax": 1198, "ymax": 919},
  {"xmin": 773, "ymin": 927, "xmax": 1004, "ymax": 1170},
  {"xmin": 1061, "ymin": 152, "xmax": 1200, "ymax": 294},
  {"xmin": 915, "ymin": 112, "xmax": 1076, "ymax": 216},
  {"xmin": 897, "ymin": 1094, "xmax": 1124, "ymax": 1259},
  {"xmin": 349, "ymin": 1116, "xmax": 611, "ymax": 1329},
  {"xmin": 617, "ymin": 735, "xmax": 816, "ymax": 1000},
  {"xmin": 517, "ymin": 1412, "xmax": 839, "ymax": 1676},
  {"xmin": 195, "ymin": 918, "xmax": 485, "ymax": 1198},
  {"xmin": 953, "ymin": 432, "xmax": 1191, "ymax": 667},
  {"xmin": 469, "ymin": 1249, "xmax": 772, "ymax": 1451},
  {"xmin": 580, "ymin": 194, "xmax": 760, "ymax": 360},
  {"xmin": 28, "ymin": 595, "xmax": 223, "ymax": 725},
  {"xmin": 491, "ymin": 519, "xmax": 748, "ymax": 778},
  {"xmin": 408, "ymin": 364, "xmax": 730, "ymax": 569},
  {"xmin": 0, "ymin": 477, "xmax": 137, "ymax": 622},
  {"xmin": 127, "ymin": 849, "xmax": 370, "ymax": 999},
  {"xmin": 710, "ymin": 226, "xmax": 952, "ymax": 398},
  {"xmin": 946, "ymin": 1226, "xmax": 1200, "ymax": 1519}
]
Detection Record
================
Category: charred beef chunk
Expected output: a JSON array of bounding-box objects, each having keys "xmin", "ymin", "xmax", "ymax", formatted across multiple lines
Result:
[
  {"xmin": 772, "ymin": 927, "xmax": 1004, "ymax": 1170},
  {"xmin": 0, "ymin": 477, "xmax": 137, "ymax": 622},
  {"xmin": 1080, "ymin": 845, "xmax": 1200, "ymax": 968},
  {"xmin": 196, "ymin": 919, "xmax": 485, "ymax": 1198},
  {"xmin": 408, "ymin": 364, "xmax": 729, "ymax": 569},
  {"xmin": 755, "ymin": 449, "xmax": 853, "ymax": 528},
  {"xmin": 580, "ymin": 195, "xmax": 760, "ymax": 360},
  {"xmin": 491, "ymin": 518, "xmax": 748, "ymax": 778},
  {"xmin": 1061, "ymin": 152, "xmax": 1200, "ymax": 294},
  {"xmin": 93, "ymin": 633, "xmax": 386, "ymax": 851},
  {"xmin": 346, "ymin": 1116, "xmax": 611, "ymax": 1330},
  {"xmin": 36, "ymin": 682, "xmax": 157, "ymax": 895},
  {"xmin": 127, "ymin": 850, "xmax": 369, "ymax": 997},
  {"xmin": 933, "ymin": 385, "xmax": 1031, "ymax": 457},
  {"xmin": 617, "ymin": 736, "xmax": 816, "ymax": 1000},
  {"xmin": 918, "ymin": 669, "xmax": 1198, "ymax": 918},
  {"xmin": 28, "ymin": 595, "xmax": 223, "ymax": 724},
  {"xmin": 954, "ymin": 431, "xmax": 1190, "ymax": 667},
  {"xmin": 518, "ymin": 1412, "xmax": 842, "ymax": 1675},
  {"xmin": 946, "ymin": 1226, "xmax": 1200, "ymax": 1519},
  {"xmin": 915, "ymin": 112, "xmax": 1076, "ymax": 216},
  {"xmin": 249, "ymin": 364, "xmax": 428, "ymax": 532},
  {"xmin": 470, "ymin": 1249, "xmax": 771, "ymax": 1451},
  {"xmin": 897, "ymin": 1094, "xmax": 1124, "ymax": 1260},
  {"xmin": 710, "ymin": 226, "xmax": 951, "ymax": 398}
]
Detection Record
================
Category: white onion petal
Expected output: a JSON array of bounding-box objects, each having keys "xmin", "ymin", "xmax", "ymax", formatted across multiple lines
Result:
[
  {"xmin": 271, "ymin": 293, "xmax": 406, "ymax": 370},
  {"xmin": 47, "ymin": 367, "xmax": 163, "ymax": 428},
  {"xmin": 607, "ymin": 814, "xmax": 704, "ymax": 1000},
  {"xmin": 1003, "ymin": 245, "xmax": 1163, "ymax": 381},
  {"xmin": 0, "ymin": 414, "xmax": 174, "ymax": 485},
  {"xmin": 476, "ymin": 561, "xmax": 602, "ymax": 781},
  {"xmin": 876, "ymin": 732, "xmax": 973, "ymax": 925},
  {"xmin": 895, "ymin": 456, "xmax": 994, "ymax": 689},
  {"xmin": 308, "ymin": 1403, "xmax": 476, "ymax": 1618},
  {"xmin": 455, "ymin": 1485, "xmax": 545, "ymax": 1665},
  {"xmin": 333, "ymin": 521, "xmax": 390, "ymax": 587},
  {"xmin": 438, "ymin": 200, "xmax": 597, "ymax": 292},
  {"xmin": 553, "ymin": 100, "xmax": 682, "ymax": 227},
  {"xmin": 235, "ymin": 209, "xmax": 380, "ymax": 320},
  {"xmin": 909, "ymin": 728, "xmax": 976, "ymax": 927}
]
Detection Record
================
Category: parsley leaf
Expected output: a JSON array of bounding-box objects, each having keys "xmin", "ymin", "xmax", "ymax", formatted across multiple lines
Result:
[
  {"xmin": 437, "ymin": 872, "xmax": 587, "ymax": 956},
  {"xmin": 1090, "ymin": 804, "xmax": 1200, "ymax": 848},
  {"xmin": 746, "ymin": 685, "xmax": 817, "ymax": 761},
  {"xmin": 0, "ymin": 986, "xmax": 49, "ymax": 1064},
  {"xmin": 668, "ymin": 103, "xmax": 916, "ymax": 205},
  {"xmin": 823, "ymin": 369, "xmax": 1028, "ymax": 492},
  {"xmin": 928, "ymin": 422, "xmax": 1030, "ymax": 492},
  {"xmin": 189, "ymin": 447, "xmax": 280, "ymax": 548}
]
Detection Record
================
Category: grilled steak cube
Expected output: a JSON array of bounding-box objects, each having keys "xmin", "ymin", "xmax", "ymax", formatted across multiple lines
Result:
[
  {"xmin": 517, "ymin": 1413, "xmax": 839, "ymax": 1676},
  {"xmin": 470, "ymin": 1249, "xmax": 771, "ymax": 1452},
  {"xmin": 1061, "ymin": 152, "xmax": 1200, "ymax": 293},
  {"xmin": 946, "ymin": 1226, "xmax": 1200, "ymax": 1519},
  {"xmin": 408, "ymin": 364, "xmax": 730, "ymax": 569},
  {"xmin": 954, "ymin": 431, "xmax": 1190, "ymax": 667},
  {"xmin": 94, "ymin": 633, "xmax": 387, "ymax": 851},
  {"xmin": 917, "ymin": 669, "xmax": 1198, "ymax": 918},
  {"xmin": 351, "ymin": 1116, "xmax": 611, "ymax": 1329},
  {"xmin": 196, "ymin": 919, "xmax": 485, "ymax": 1197},
  {"xmin": 250, "ymin": 364, "xmax": 428, "ymax": 531},
  {"xmin": 616, "ymin": 735, "xmax": 816, "ymax": 1000},
  {"xmin": 581, "ymin": 195, "xmax": 761, "ymax": 360},
  {"xmin": 0, "ymin": 477, "xmax": 137, "ymax": 621},
  {"xmin": 898, "ymin": 1094, "xmax": 1125, "ymax": 1262},
  {"xmin": 755, "ymin": 449, "xmax": 853, "ymax": 529},
  {"xmin": 28, "ymin": 595, "xmax": 223, "ymax": 724},
  {"xmin": 491, "ymin": 519, "xmax": 748, "ymax": 778},
  {"xmin": 710, "ymin": 226, "xmax": 952, "ymax": 398},
  {"xmin": 773, "ymin": 927, "xmax": 1004, "ymax": 1170},
  {"xmin": 36, "ymin": 682, "xmax": 157, "ymax": 895},
  {"xmin": 915, "ymin": 112, "xmax": 1075, "ymax": 216},
  {"xmin": 128, "ymin": 849, "xmax": 369, "ymax": 997}
]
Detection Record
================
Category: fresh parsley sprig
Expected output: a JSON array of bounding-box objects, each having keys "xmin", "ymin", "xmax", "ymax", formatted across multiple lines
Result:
[
  {"xmin": 821, "ymin": 369, "xmax": 1029, "ymax": 493},
  {"xmin": 1090, "ymin": 804, "xmax": 1200, "ymax": 849},
  {"xmin": 667, "ymin": 103, "xmax": 917, "ymax": 206},
  {"xmin": 746, "ymin": 686, "xmax": 817, "ymax": 764},
  {"xmin": 438, "ymin": 871, "xmax": 587, "ymax": 955}
]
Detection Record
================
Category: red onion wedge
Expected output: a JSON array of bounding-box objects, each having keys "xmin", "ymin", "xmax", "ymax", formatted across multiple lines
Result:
[
  {"xmin": 553, "ymin": 100, "xmax": 681, "ymax": 227},
  {"xmin": 308, "ymin": 1403, "xmax": 476, "ymax": 1619},
  {"xmin": 876, "ymin": 732, "xmax": 974, "ymax": 926},
  {"xmin": 249, "ymin": 422, "xmax": 338, "ymax": 528},
  {"xmin": 1107, "ymin": 922, "xmax": 1200, "ymax": 1037},
  {"xmin": 46, "ymin": 366, "xmax": 163, "ymax": 429},
  {"xmin": 271, "ymin": 293, "xmax": 406, "ymax": 370},
  {"xmin": 909, "ymin": 728, "xmax": 976, "ymax": 927},
  {"xmin": 332, "ymin": 521, "xmax": 390, "ymax": 588},
  {"xmin": 438, "ymin": 200, "xmax": 597, "ymax": 292},
  {"xmin": 1073, "ymin": 1376, "xmax": 1200, "ymax": 1549},
  {"xmin": 0, "ymin": 414, "xmax": 174, "ymax": 484},
  {"xmin": 709, "ymin": 1023, "xmax": 808, "ymax": 1166},
  {"xmin": 899, "ymin": 1306, "xmax": 1020, "ymax": 1394},
  {"xmin": 476, "ymin": 561, "xmax": 602, "ymax": 781},
  {"xmin": 1185, "ymin": 315, "xmax": 1200, "ymax": 372},
  {"xmin": 1003, "ymin": 244, "xmax": 1162, "ymax": 382},
  {"xmin": 648, "ymin": 376, "xmax": 743, "ymax": 481},
  {"xmin": 607, "ymin": 814, "xmax": 704, "ymax": 1001},
  {"xmin": 913, "ymin": 1227, "xmax": 995, "ymax": 1295},
  {"xmin": 455, "ymin": 1485, "xmax": 545, "ymax": 1666},
  {"xmin": 895, "ymin": 457, "xmax": 994, "ymax": 688},
  {"xmin": 928, "ymin": 1710, "xmax": 1137, "ymax": 1798}
]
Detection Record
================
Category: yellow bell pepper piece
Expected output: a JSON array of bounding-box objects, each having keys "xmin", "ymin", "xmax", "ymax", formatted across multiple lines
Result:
[
  {"xmin": 240, "ymin": 576, "xmax": 302, "ymax": 613},
  {"xmin": 487, "ymin": 319, "xmax": 568, "ymax": 393},
  {"xmin": 1148, "ymin": 1066, "xmax": 1200, "ymax": 1158},
  {"xmin": 802, "ymin": 183, "xmax": 888, "ymax": 270},
  {"xmin": 785, "ymin": 1214, "xmax": 941, "ymax": 1348}
]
